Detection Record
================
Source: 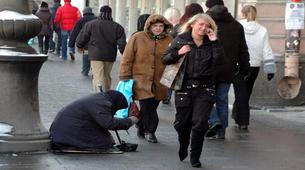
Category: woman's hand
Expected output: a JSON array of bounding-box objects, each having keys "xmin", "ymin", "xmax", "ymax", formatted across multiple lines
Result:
[
  {"xmin": 206, "ymin": 28, "xmax": 217, "ymax": 41},
  {"xmin": 178, "ymin": 45, "xmax": 191, "ymax": 55}
]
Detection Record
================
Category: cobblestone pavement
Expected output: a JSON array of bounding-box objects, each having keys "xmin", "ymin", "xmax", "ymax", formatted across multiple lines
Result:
[{"xmin": 0, "ymin": 49, "xmax": 305, "ymax": 170}]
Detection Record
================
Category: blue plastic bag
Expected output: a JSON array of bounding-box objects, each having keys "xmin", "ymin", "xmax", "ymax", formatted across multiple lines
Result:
[{"xmin": 115, "ymin": 80, "xmax": 134, "ymax": 118}]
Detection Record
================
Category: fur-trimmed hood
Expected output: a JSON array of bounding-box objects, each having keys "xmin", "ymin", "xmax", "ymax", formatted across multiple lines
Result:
[{"xmin": 144, "ymin": 14, "xmax": 173, "ymax": 37}]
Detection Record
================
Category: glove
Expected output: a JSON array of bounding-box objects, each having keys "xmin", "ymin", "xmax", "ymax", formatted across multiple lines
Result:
[
  {"xmin": 129, "ymin": 116, "xmax": 139, "ymax": 125},
  {"xmin": 267, "ymin": 73, "xmax": 274, "ymax": 81},
  {"xmin": 128, "ymin": 102, "xmax": 140, "ymax": 118},
  {"xmin": 243, "ymin": 71, "xmax": 251, "ymax": 81}
]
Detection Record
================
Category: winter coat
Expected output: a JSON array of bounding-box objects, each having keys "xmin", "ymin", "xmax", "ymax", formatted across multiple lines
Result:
[
  {"xmin": 68, "ymin": 13, "xmax": 97, "ymax": 49},
  {"xmin": 162, "ymin": 32, "xmax": 224, "ymax": 90},
  {"xmin": 239, "ymin": 19, "xmax": 275, "ymax": 73},
  {"xmin": 50, "ymin": 92, "xmax": 132, "ymax": 149},
  {"xmin": 50, "ymin": 2, "xmax": 61, "ymax": 30},
  {"xmin": 54, "ymin": 2, "xmax": 80, "ymax": 31},
  {"xmin": 76, "ymin": 17, "xmax": 126, "ymax": 62},
  {"xmin": 35, "ymin": 7, "xmax": 53, "ymax": 36},
  {"xmin": 207, "ymin": 5, "xmax": 250, "ymax": 83},
  {"xmin": 119, "ymin": 15, "xmax": 173, "ymax": 100}
]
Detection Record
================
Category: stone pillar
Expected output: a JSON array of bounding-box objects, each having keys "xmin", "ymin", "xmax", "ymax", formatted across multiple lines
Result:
[
  {"xmin": 99, "ymin": 0, "xmax": 109, "ymax": 6},
  {"xmin": 109, "ymin": 0, "xmax": 116, "ymax": 20},
  {"xmin": 116, "ymin": 0, "xmax": 127, "ymax": 29},
  {"xmin": 174, "ymin": 0, "xmax": 185, "ymax": 14},
  {"xmin": 89, "ymin": 0, "xmax": 100, "ymax": 15},
  {"xmin": 156, "ymin": 0, "xmax": 169, "ymax": 14},
  {"xmin": 0, "ymin": 0, "xmax": 49, "ymax": 153},
  {"xmin": 141, "ymin": 0, "xmax": 154, "ymax": 14},
  {"xmin": 128, "ymin": 0, "xmax": 138, "ymax": 36},
  {"xmin": 156, "ymin": 0, "xmax": 161, "ymax": 14}
]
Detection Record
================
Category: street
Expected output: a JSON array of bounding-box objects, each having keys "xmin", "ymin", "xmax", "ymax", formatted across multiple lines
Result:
[{"xmin": 0, "ymin": 51, "xmax": 305, "ymax": 170}]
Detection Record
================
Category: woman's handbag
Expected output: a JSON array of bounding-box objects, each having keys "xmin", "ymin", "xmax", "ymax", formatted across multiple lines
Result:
[{"xmin": 160, "ymin": 54, "xmax": 186, "ymax": 89}]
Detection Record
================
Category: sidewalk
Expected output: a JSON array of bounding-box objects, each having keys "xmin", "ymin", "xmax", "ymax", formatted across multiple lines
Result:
[{"xmin": 0, "ymin": 50, "xmax": 304, "ymax": 170}]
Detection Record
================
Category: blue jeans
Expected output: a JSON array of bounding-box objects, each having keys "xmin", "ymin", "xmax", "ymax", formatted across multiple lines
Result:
[
  {"xmin": 209, "ymin": 83, "xmax": 231, "ymax": 130},
  {"xmin": 82, "ymin": 53, "xmax": 91, "ymax": 76},
  {"xmin": 61, "ymin": 30, "xmax": 74, "ymax": 60}
]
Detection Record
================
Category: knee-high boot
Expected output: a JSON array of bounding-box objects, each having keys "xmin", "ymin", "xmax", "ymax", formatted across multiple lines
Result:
[
  {"xmin": 190, "ymin": 130, "xmax": 205, "ymax": 168},
  {"xmin": 178, "ymin": 131, "xmax": 190, "ymax": 161}
]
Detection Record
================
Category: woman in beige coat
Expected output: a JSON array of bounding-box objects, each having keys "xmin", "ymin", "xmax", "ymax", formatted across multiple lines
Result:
[{"xmin": 119, "ymin": 14, "xmax": 172, "ymax": 143}]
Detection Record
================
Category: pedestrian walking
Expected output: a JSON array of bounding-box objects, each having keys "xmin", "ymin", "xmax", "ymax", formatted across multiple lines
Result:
[
  {"xmin": 232, "ymin": 5, "xmax": 276, "ymax": 130},
  {"xmin": 162, "ymin": 7, "xmax": 181, "ymax": 104},
  {"xmin": 171, "ymin": 3, "xmax": 204, "ymax": 38},
  {"xmin": 35, "ymin": 1, "xmax": 53, "ymax": 54},
  {"xmin": 133, "ymin": 14, "xmax": 150, "ymax": 34},
  {"xmin": 205, "ymin": 0, "xmax": 250, "ymax": 139},
  {"xmin": 119, "ymin": 14, "xmax": 173, "ymax": 143},
  {"xmin": 49, "ymin": 90, "xmax": 139, "ymax": 152},
  {"xmin": 49, "ymin": 0, "xmax": 61, "ymax": 55},
  {"xmin": 69, "ymin": 7, "xmax": 97, "ymax": 76},
  {"xmin": 54, "ymin": 0, "xmax": 80, "ymax": 60},
  {"xmin": 76, "ymin": 5, "xmax": 126, "ymax": 92},
  {"xmin": 162, "ymin": 13, "xmax": 224, "ymax": 167}
]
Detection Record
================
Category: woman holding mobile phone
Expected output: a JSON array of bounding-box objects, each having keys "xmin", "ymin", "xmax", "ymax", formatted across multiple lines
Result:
[{"xmin": 162, "ymin": 13, "xmax": 224, "ymax": 168}]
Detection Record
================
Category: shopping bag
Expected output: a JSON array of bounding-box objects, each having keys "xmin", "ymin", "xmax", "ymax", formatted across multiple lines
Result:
[{"xmin": 115, "ymin": 79, "xmax": 134, "ymax": 118}]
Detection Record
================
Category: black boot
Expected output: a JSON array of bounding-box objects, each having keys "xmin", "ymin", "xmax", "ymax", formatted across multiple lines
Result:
[
  {"xmin": 190, "ymin": 131, "xmax": 204, "ymax": 168},
  {"xmin": 178, "ymin": 134, "xmax": 190, "ymax": 161}
]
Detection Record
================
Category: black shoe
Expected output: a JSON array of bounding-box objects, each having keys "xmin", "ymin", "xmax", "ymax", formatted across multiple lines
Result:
[
  {"xmin": 69, "ymin": 52, "xmax": 75, "ymax": 60},
  {"xmin": 137, "ymin": 128, "xmax": 145, "ymax": 139},
  {"xmin": 205, "ymin": 122, "xmax": 222, "ymax": 137},
  {"xmin": 191, "ymin": 160, "xmax": 202, "ymax": 168},
  {"xmin": 215, "ymin": 133, "xmax": 225, "ymax": 140},
  {"xmin": 178, "ymin": 147, "xmax": 188, "ymax": 161},
  {"xmin": 146, "ymin": 133, "xmax": 158, "ymax": 143}
]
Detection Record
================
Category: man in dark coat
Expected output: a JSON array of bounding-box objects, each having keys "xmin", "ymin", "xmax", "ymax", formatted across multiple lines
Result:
[
  {"xmin": 76, "ymin": 5, "xmax": 126, "ymax": 92},
  {"xmin": 49, "ymin": 90, "xmax": 139, "ymax": 152},
  {"xmin": 69, "ymin": 7, "xmax": 97, "ymax": 76},
  {"xmin": 205, "ymin": 0, "xmax": 250, "ymax": 139}
]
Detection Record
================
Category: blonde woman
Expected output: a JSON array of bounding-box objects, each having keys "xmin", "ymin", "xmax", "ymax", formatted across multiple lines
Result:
[
  {"xmin": 232, "ymin": 5, "xmax": 276, "ymax": 129},
  {"xmin": 162, "ymin": 14, "xmax": 224, "ymax": 168}
]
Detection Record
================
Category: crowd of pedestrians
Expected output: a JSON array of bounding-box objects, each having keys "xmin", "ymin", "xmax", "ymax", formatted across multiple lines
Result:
[{"xmin": 33, "ymin": 0, "xmax": 276, "ymax": 168}]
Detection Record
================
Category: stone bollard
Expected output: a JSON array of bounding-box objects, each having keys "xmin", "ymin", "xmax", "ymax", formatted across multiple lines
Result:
[{"xmin": 0, "ymin": 0, "xmax": 49, "ymax": 152}]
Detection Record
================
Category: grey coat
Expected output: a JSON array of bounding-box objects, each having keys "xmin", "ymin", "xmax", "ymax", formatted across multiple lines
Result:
[{"xmin": 35, "ymin": 7, "xmax": 53, "ymax": 36}]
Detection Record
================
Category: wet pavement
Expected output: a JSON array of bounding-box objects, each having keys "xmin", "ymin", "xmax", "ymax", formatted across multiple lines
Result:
[{"xmin": 0, "ymin": 49, "xmax": 305, "ymax": 170}]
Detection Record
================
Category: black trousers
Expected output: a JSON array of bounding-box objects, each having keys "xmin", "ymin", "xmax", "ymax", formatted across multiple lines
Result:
[
  {"xmin": 232, "ymin": 67, "xmax": 260, "ymax": 126},
  {"xmin": 38, "ymin": 35, "xmax": 51, "ymax": 54},
  {"xmin": 138, "ymin": 98, "xmax": 160, "ymax": 134},
  {"xmin": 174, "ymin": 87, "xmax": 215, "ymax": 160}
]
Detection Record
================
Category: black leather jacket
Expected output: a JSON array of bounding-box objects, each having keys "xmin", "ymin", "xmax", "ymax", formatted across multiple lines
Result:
[{"xmin": 162, "ymin": 32, "xmax": 224, "ymax": 90}]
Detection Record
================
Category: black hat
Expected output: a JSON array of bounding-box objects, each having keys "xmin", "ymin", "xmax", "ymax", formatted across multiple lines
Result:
[
  {"xmin": 100, "ymin": 5, "xmax": 112, "ymax": 14},
  {"xmin": 99, "ymin": 5, "xmax": 112, "ymax": 20},
  {"xmin": 82, "ymin": 7, "xmax": 93, "ymax": 15},
  {"xmin": 41, "ymin": 1, "xmax": 48, "ymax": 8},
  {"xmin": 205, "ymin": 0, "xmax": 224, "ymax": 8}
]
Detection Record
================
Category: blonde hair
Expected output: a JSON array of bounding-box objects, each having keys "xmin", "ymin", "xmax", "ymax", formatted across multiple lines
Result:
[
  {"xmin": 180, "ymin": 13, "xmax": 217, "ymax": 35},
  {"xmin": 241, "ymin": 5, "xmax": 257, "ymax": 21},
  {"xmin": 163, "ymin": 7, "xmax": 181, "ymax": 25}
]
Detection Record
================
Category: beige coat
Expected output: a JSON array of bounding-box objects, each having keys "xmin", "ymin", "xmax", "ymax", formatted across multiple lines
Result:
[{"xmin": 119, "ymin": 15, "xmax": 173, "ymax": 100}]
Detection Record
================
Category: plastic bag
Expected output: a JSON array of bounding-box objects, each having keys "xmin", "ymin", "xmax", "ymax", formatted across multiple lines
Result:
[{"xmin": 115, "ymin": 80, "xmax": 134, "ymax": 118}]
